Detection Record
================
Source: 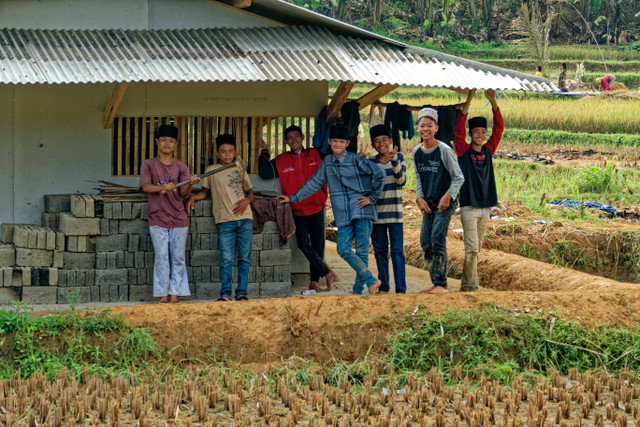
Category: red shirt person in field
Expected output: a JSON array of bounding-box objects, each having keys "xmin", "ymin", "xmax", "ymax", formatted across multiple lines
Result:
[
  {"xmin": 454, "ymin": 89, "xmax": 504, "ymax": 292},
  {"xmin": 258, "ymin": 125, "xmax": 336, "ymax": 292}
]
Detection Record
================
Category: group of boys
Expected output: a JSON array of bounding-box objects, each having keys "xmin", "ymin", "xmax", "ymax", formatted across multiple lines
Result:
[{"xmin": 141, "ymin": 88, "xmax": 503, "ymax": 302}]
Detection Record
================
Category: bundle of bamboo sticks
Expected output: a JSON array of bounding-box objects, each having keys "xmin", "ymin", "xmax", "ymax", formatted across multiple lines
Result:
[{"xmin": 94, "ymin": 181, "xmax": 147, "ymax": 202}]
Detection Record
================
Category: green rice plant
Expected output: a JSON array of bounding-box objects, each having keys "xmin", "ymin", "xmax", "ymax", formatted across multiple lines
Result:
[
  {"xmin": 574, "ymin": 163, "xmax": 619, "ymax": 193},
  {"xmin": 502, "ymin": 128, "xmax": 640, "ymax": 148}
]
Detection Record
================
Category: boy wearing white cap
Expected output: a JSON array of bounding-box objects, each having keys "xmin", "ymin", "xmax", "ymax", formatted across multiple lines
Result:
[{"xmin": 412, "ymin": 108, "xmax": 464, "ymax": 294}]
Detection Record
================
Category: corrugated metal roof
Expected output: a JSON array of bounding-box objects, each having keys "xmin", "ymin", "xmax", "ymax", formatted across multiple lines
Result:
[{"xmin": 0, "ymin": 26, "xmax": 556, "ymax": 91}]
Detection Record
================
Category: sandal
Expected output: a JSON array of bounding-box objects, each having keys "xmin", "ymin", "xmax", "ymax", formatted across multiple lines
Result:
[
  {"xmin": 169, "ymin": 295, "xmax": 179, "ymax": 303},
  {"xmin": 160, "ymin": 296, "xmax": 169, "ymax": 303},
  {"xmin": 217, "ymin": 296, "xmax": 231, "ymax": 302},
  {"xmin": 235, "ymin": 295, "xmax": 248, "ymax": 301}
]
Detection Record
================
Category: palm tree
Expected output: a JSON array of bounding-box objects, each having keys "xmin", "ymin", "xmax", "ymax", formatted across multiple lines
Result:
[{"xmin": 506, "ymin": 2, "xmax": 556, "ymax": 77}]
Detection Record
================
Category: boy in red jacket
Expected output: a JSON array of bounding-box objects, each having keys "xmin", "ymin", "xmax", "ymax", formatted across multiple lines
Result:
[
  {"xmin": 454, "ymin": 89, "xmax": 504, "ymax": 291},
  {"xmin": 259, "ymin": 125, "xmax": 336, "ymax": 292}
]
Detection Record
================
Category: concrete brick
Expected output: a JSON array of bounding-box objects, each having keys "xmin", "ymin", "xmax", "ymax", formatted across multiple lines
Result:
[
  {"xmin": 58, "ymin": 213, "xmax": 100, "ymax": 236},
  {"xmin": 12, "ymin": 225, "xmax": 30, "ymax": 248},
  {"xmin": 96, "ymin": 253, "xmax": 107, "ymax": 269},
  {"xmin": 141, "ymin": 203, "xmax": 148, "ymax": 220},
  {"xmin": 0, "ymin": 245, "xmax": 16, "ymax": 267},
  {"xmin": 0, "ymin": 287, "xmax": 19, "ymax": 304},
  {"xmin": 119, "ymin": 219, "xmax": 149, "ymax": 235},
  {"xmin": 86, "ymin": 269, "xmax": 95, "ymax": 286},
  {"xmin": 87, "ymin": 237, "xmax": 96, "ymax": 253},
  {"xmin": 45, "ymin": 229, "xmax": 56, "ymax": 251},
  {"xmin": 190, "ymin": 250, "xmax": 219, "ymax": 267},
  {"xmin": 200, "ymin": 200, "xmax": 212, "ymax": 217},
  {"xmin": 63, "ymin": 252, "xmax": 96, "ymax": 269},
  {"xmin": 128, "ymin": 268, "xmax": 137, "ymax": 285},
  {"xmin": 251, "ymin": 234, "xmax": 263, "ymax": 250},
  {"xmin": 273, "ymin": 265, "xmax": 291, "ymax": 282},
  {"xmin": 130, "ymin": 285, "xmax": 153, "ymax": 301},
  {"xmin": 262, "ymin": 221, "xmax": 279, "ymax": 233},
  {"xmin": 77, "ymin": 237, "xmax": 87, "ymax": 253},
  {"xmin": 44, "ymin": 194, "xmax": 71, "ymax": 214},
  {"xmin": 128, "ymin": 235, "xmax": 140, "ymax": 252},
  {"xmin": 202, "ymin": 265, "xmax": 211, "ymax": 282},
  {"xmin": 258, "ymin": 266, "xmax": 274, "ymax": 282},
  {"xmin": 189, "ymin": 234, "xmax": 199, "ymax": 250},
  {"xmin": 144, "ymin": 252, "xmax": 154, "ymax": 267},
  {"xmin": 211, "ymin": 266, "xmax": 220, "ymax": 282},
  {"xmin": 27, "ymin": 227, "xmax": 38, "ymax": 248},
  {"xmin": 95, "ymin": 269, "xmax": 128, "ymax": 286},
  {"xmin": 112, "ymin": 202, "xmax": 122, "ymax": 219},
  {"xmin": 95, "ymin": 234, "xmax": 128, "ymax": 252},
  {"xmin": 100, "ymin": 219, "xmax": 110, "ymax": 235},
  {"xmin": 70, "ymin": 195, "xmax": 86, "ymax": 218},
  {"xmin": 122, "ymin": 202, "xmax": 132, "ymax": 219},
  {"xmin": 1, "ymin": 224, "xmax": 18, "ymax": 244},
  {"xmin": 195, "ymin": 282, "xmax": 221, "ymax": 299},
  {"xmin": 103, "ymin": 203, "xmax": 113, "ymax": 219},
  {"xmin": 20, "ymin": 267, "xmax": 31, "ymax": 286},
  {"xmin": 109, "ymin": 220, "xmax": 119, "ymax": 235},
  {"xmin": 191, "ymin": 266, "xmax": 202, "ymax": 283},
  {"xmin": 125, "ymin": 252, "xmax": 134, "ymax": 268},
  {"xmin": 58, "ymin": 287, "xmax": 92, "ymax": 304},
  {"xmin": 91, "ymin": 286, "xmax": 101, "ymax": 302},
  {"xmin": 23, "ymin": 286, "xmax": 57, "ymax": 304},
  {"xmin": 52, "ymin": 251, "xmax": 63, "ymax": 268},
  {"xmin": 84, "ymin": 195, "xmax": 95, "ymax": 218},
  {"xmin": 210, "ymin": 233, "xmax": 219, "ymax": 249},
  {"xmin": 116, "ymin": 251, "xmax": 124, "ymax": 268},
  {"xmin": 66, "ymin": 236, "xmax": 78, "ymax": 252},
  {"xmin": 106, "ymin": 252, "xmax": 117, "ymax": 270},
  {"xmin": 2, "ymin": 267, "xmax": 12, "ymax": 286},
  {"xmin": 135, "ymin": 252, "xmax": 145, "ymax": 269},
  {"xmin": 58, "ymin": 270, "xmax": 66, "ymax": 286},
  {"xmin": 16, "ymin": 248, "xmax": 53, "ymax": 267},
  {"xmin": 76, "ymin": 270, "xmax": 86, "ymax": 286},
  {"xmin": 65, "ymin": 270, "xmax": 77, "ymax": 287},
  {"xmin": 94, "ymin": 197, "xmax": 104, "ymax": 218},
  {"xmin": 137, "ymin": 269, "xmax": 147, "ymax": 286},
  {"xmin": 194, "ymin": 217, "xmax": 217, "ymax": 234},
  {"xmin": 30, "ymin": 268, "xmax": 40, "ymax": 286},
  {"xmin": 131, "ymin": 203, "xmax": 143, "ymax": 219},
  {"xmin": 260, "ymin": 281, "xmax": 291, "ymax": 299},
  {"xmin": 260, "ymin": 249, "xmax": 291, "ymax": 267},
  {"xmin": 36, "ymin": 228, "xmax": 47, "ymax": 250},
  {"xmin": 39, "ymin": 268, "xmax": 58, "ymax": 286},
  {"xmin": 41, "ymin": 212, "xmax": 58, "ymax": 229},
  {"xmin": 55, "ymin": 232, "xmax": 65, "ymax": 250}
]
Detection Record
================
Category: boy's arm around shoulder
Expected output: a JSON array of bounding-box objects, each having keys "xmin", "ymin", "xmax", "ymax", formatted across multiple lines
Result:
[
  {"xmin": 391, "ymin": 151, "xmax": 407, "ymax": 186},
  {"xmin": 358, "ymin": 154, "xmax": 385, "ymax": 204}
]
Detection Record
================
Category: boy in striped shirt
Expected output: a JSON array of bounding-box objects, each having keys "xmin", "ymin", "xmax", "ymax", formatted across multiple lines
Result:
[{"xmin": 369, "ymin": 124, "xmax": 407, "ymax": 294}]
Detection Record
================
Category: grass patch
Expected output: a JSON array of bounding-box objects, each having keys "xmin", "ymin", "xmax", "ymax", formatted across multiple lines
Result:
[
  {"xmin": 503, "ymin": 128, "xmax": 640, "ymax": 148},
  {"xmin": 388, "ymin": 307, "xmax": 640, "ymax": 381},
  {"xmin": 0, "ymin": 302, "xmax": 158, "ymax": 379}
]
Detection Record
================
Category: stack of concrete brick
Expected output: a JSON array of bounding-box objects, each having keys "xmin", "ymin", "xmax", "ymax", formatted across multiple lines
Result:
[{"xmin": 0, "ymin": 193, "xmax": 292, "ymax": 305}]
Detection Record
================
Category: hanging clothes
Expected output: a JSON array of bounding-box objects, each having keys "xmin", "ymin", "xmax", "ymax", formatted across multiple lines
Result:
[
  {"xmin": 312, "ymin": 101, "xmax": 360, "ymax": 155},
  {"xmin": 384, "ymin": 102, "xmax": 415, "ymax": 150}
]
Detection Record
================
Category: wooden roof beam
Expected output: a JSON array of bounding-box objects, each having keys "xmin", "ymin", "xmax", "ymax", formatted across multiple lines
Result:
[
  {"xmin": 357, "ymin": 84, "xmax": 399, "ymax": 110},
  {"xmin": 233, "ymin": 0, "xmax": 252, "ymax": 7},
  {"xmin": 326, "ymin": 81, "xmax": 354, "ymax": 121},
  {"xmin": 103, "ymin": 82, "xmax": 129, "ymax": 129}
]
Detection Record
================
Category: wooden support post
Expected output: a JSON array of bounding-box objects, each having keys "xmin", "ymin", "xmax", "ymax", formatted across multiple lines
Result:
[
  {"xmin": 233, "ymin": 0, "xmax": 252, "ymax": 7},
  {"xmin": 326, "ymin": 81, "xmax": 354, "ymax": 121},
  {"xmin": 103, "ymin": 82, "xmax": 129, "ymax": 129},
  {"xmin": 356, "ymin": 84, "xmax": 399, "ymax": 110}
]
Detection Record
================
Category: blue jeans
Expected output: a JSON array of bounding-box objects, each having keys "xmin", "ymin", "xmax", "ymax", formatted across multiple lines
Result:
[
  {"xmin": 336, "ymin": 219, "xmax": 376, "ymax": 295},
  {"xmin": 218, "ymin": 219, "xmax": 253, "ymax": 298},
  {"xmin": 371, "ymin": 223, "xmax": 406, "ymax": 293},
  {"xmin": 420, "ymin": 201, "xmax": 456, "ymax": 288}
]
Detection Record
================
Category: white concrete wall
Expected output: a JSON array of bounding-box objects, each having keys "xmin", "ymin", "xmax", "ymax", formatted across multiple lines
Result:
[
  {"xmin": 0, "ymin": 80, "xmax": 327, "ymax": 225},
  {"xmin": 0, "ymin": 0, "xmax": 277, "ymax": 30}
]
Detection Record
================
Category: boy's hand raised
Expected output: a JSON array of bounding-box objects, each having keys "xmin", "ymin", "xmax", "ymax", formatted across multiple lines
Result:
[
  {"xmin": 485, "ymin": 89, "xmax": 496, "ymax": 102},
  {"xmin": 356, "ymin": 196, "xmax": 372, "ymax": 207}
]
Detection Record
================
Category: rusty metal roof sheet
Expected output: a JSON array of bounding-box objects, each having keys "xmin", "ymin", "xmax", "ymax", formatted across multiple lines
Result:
[{"xmin": 0, "ymin": 26, "xmax": 556, "ymax": 91}]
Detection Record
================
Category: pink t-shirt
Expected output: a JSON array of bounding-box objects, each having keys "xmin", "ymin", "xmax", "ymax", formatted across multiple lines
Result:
[{"xmin": 139, "ymin": 158, "xmax": 190, "ymax": 228}]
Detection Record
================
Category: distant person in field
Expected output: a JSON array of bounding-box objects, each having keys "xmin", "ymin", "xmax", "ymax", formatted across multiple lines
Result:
[
  {"xmin": 454, "ymin": 89, "xmax": 504, "ymax": 292},
  {"xmin": 558, "ymin": 62, "xmax": 568, "ymax": 92},
  {"xmin": 413, "ymin": 108, "xmax": 464, "ymax": 295},
  {"xmin": 597, "ymin": 74, "xmax": 616, "ymax": 91},
  {"xmin": 278, "ymin": 125, "xmax": 385, "ymax": 295},
  {"xmin": 258, "ymin": 125, "xmax": 336, "ymax": 292},
  {"xmin": 535, "ymin": 65, "xmax": 543, "ymax": 77},
  {"xmin": 368, "ymin": 124, "xmax": 407, "ymax": 294},
  {"xmin": 140, "ymin": 124, "xmax": 201, "ymax": 303}
]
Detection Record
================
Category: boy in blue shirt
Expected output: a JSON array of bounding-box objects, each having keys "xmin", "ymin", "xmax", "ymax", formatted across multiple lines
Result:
[{"xmin": 278, "ymin": 126, "xmax": 385, "ymax": 295}]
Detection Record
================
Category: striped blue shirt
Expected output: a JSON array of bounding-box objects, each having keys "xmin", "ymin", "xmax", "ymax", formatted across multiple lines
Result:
[
  {"xmin": 290, "ymin": 151, "xmax": 385, "ymax": 227},
  {"xmin": 369, "ymin": 153, "xmax": 406, "ymax": 224}
]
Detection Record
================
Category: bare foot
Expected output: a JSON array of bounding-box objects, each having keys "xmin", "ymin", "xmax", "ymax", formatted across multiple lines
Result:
[
  {"xmin": 160, "ymin": 296, "xmax": 169, "ymax": 303},
  {"xmin": 375, "ymin": 290, "xmax": 388, "ymax": 296},
  {"xmin": 169, "ymin": 295, "xmax": 179, "ymax": 303},
  {"xmin": 428, "ymin": 286, "xmax": 448, "ymax": 295},
  {"xmin": 419, "ymin": 286, "xmax": 436, "ymax": 294},
  {"xmin": 324, "ymin": 272, "xmax": 337, "ymax": 291},
  {"xmin": 367, "ymin": 280, "xmax": 382, "ymax": 295},
  {"xmin": 309, "ymin": 281, "xmax": 324, "ymax": 292}
]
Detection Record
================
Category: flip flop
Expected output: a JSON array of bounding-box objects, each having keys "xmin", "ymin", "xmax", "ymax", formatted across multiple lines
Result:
[
  {"xmin": 235, "ymin": 295, "xmax": 248, "ymax": 301},
  {"xmin": 217, "ymin": 296, "xmax": 231, "ymax": 302},
  {"xmin": 159, "ymin": 297, "xmax": 169, "ymax": 303}
]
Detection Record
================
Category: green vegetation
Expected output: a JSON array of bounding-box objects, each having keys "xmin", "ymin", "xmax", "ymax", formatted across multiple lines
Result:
[
  {"xmin": 502, "ymin": 129, "xmax": 640, "ymax": 148},
  {"xmin": 388, "ymin": 307, "xmax": 640, "ymax": 382},
  {"xmin": 0, "ymin": 302, "xmax": 158, "ymax": 379}
]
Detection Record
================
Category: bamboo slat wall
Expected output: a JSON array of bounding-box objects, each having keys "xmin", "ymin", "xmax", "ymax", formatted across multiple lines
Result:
[{"xmin": 111, "ymin": 116, "xmax": 314, "ymax": 177}]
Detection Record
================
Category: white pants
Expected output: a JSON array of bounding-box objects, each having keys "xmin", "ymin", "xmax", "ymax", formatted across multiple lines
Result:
[
  {"xmin": 149, "ymin": 226, "xmax": 190, "ymax": 297},
  {"xmin": 460, "ymin": 206, "xmax": 490, "ymax": 291}
]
